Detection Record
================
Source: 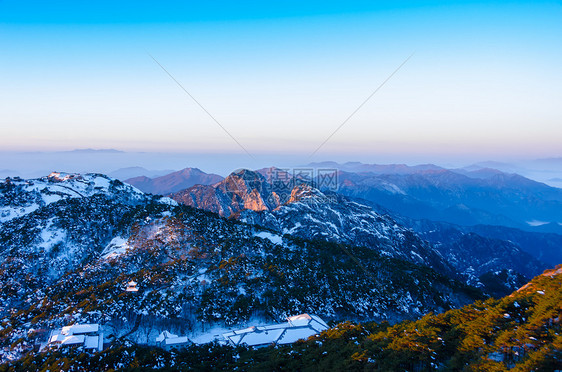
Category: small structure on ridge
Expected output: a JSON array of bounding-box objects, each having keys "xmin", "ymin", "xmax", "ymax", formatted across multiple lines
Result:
[{"xmin": 125, "ymin": 281, "xmax": 138, "ymax": 292}]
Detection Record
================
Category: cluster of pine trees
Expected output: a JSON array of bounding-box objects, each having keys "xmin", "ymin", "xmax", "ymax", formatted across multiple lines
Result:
[{"xmin": 4, "ymin": 266, "xmax": 560, "ymax": 371}]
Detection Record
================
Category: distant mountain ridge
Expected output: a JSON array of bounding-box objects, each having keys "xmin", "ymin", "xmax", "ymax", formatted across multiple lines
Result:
[
  {"xmin": 395, "ymin": 217, "xmax": 562, "ymax": 267},
  {"xmin": 109, "ymin": 166, "xmax": 175, "ymax": 180},
  {"xmin": 66, "ymin": 148, "xmax": 124, "ymax": 153},
  {"xmin": 321, "ymin": 163, "xmax": 562, "ymax": 233},
  {"xmin": 125, "ymin": 167, "xmax": 223, "ymax": 195},
  {"xmin": 170, "ymin": 168, "xmax": 548, "ymax": 291},
  {"xmin": 118, "ymin": 161, "xmax": 562, "ymax": 226},
  {"xmin": 171, "ymin": 169, "xmax": 452, "ymax": 272},
  {"xmin": 307, "ymin": 161, "xmax": 445, "ymax": 174}
]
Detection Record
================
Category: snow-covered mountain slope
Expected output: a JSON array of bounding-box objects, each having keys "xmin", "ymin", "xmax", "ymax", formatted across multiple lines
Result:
[
  {"xmin": 171, "ymin": 169, "xmax": 556, "ymax": 292},
  {"xmin": 241, "ymin": 184, "xmax": 454, "ymax": 275},
  {"xmin": 0, "ymin": 173, "xmax": 170, "ymax": 304},
  {"xmin": 171, "ymin": 170, "xmax": 454, "ymax": 276},
  {"xmin": 0, "ymin": 173, "xmax": 481, "ymax": 362},
  {"xmin": 0, "ymin": 172, "xmax": 145, "ymax": 223}
]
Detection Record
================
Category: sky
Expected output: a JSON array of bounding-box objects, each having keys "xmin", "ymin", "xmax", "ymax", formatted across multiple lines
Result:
[{"xmin": 1, "ymin": 1, "xmax": 561, "ymax": 168}]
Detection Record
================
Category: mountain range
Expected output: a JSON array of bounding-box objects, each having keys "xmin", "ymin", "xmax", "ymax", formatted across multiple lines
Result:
[
  {"xmin": 108, "ymin": 167, "xmax": 175, "ymax": 180},
  {"xmin": 1, "ymin": 163, "xmax": 560, "ymax": 366},
  {"xmin": 0, "ymin": 172, "xmax": 484, "ymax": 364},
  {"xmin": 334, "ymin": 168, "xmax": 562, "ymax": 232},
  {"xmin": 125, "ymin": 167, "xmax": 223, "ymax": 195},
  {"xmin": 170, "ymin": 168, "xmax": 549, "ymax": 293},
  {"xmin": 132, "ymin": 162, "xmax": 562, "ymax": 233}
]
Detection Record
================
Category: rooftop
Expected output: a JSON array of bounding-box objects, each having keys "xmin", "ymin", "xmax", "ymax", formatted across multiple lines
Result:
[
  {"xmin": 61, "ymin": 323, "xmax": 99, "ymax": 335},
  {"xmin": 222, "ymin": 313, "xmax": 328, "ymax": 347}
]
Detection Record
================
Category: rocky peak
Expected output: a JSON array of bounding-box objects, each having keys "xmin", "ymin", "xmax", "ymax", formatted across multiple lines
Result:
[
  {"xmin": 286, "ymin": 183, "xmax": 325, "ymax": 204},
  {"xmin": 221, "ymin": 169, "xmax": 267, "ymax": 195},
  {"xmin": 47, "ymin": 172, "xmax": 83, "ymax": 182},
  {"xmin": 171, "ymin": 169, "xmax": 306, "ymax": 217}
]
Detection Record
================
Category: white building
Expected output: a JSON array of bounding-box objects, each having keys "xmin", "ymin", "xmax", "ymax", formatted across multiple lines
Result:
[
  {"xmin": 125, "ymin": 281, "xmax": 138, "ymax": 292},
  {"xmin": 222, "ymin": 313, "xmax": 328, "ymax": 348},
  {"xmin": 155, "ymin": 330, "xmax": 191, "ymax": 350},
  {"xmin": 47, "ymin": 323, "xmax": 103, "ymax": 351}
]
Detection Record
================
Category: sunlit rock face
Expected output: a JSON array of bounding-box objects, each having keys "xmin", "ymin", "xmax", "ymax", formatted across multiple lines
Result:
[
  {"xmin": 171, "ymin": 168, "xmax": 547, "ymax": 288},
  {"xmin": 170, "ymin": 169, "xmax": 455, "ymax": 276},
  {"xmin": 172, "ymin": 169, "xmax": 292, "ymax": 217}
]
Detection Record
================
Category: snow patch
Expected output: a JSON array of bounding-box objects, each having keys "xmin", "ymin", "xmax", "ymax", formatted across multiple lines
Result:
[
  {"xmin": 158, "ymin": 197, "xmax": 178, "ymax": 206},
  {"xmin": 38, "ymin": 221, "xmax": 67, "ymax": 252},
  {"xmin": 526, "ymin": 220, "xmax": 549, "ymax": 227},
  {"xmin": 0, "ymin": 204, "xmax": 40, "ymax": 223},
  {"xmin": 254, "ymin": 231, "xmax": 283, "ymax": 245},
  {"xmin": 381, "ymin": 182, "xmax": 406, "ymax": 195},
  {"xmin": 101, "ymin": 237, "xmax": 130, "ymax": 260}
]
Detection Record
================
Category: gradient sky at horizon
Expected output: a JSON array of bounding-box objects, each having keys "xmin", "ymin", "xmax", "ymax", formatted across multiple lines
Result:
[{"xmin": 1, "ymin": 1, "xmax": 561, "ymax": 163}]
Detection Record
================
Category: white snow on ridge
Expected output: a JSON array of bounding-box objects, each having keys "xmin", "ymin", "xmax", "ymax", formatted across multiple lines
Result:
[
  {"xmin": 283, "ymin": 222, "xmax": 302, "ymax": 235},
  {"xmin": 0, "ymin": 173, "xmax": 148, "ymax": 224},
  {"xmin": 381, "ymin": 181, "xmax": 406, "ymax": 195},
  {"xmin": 410, "ymin": 250, "xmax": 423, "ymax": 262},
  {"xmin": 526, "ymin": 220, "xmax": 549, "ymax": 227},
  {"xmin": 158, "ymin": 197, "xmax": 178, "ymax": 206},
  {"xmin": 41, "ymin": 193, "xmax": 63, "ymax": 204},
  {"xmin": 91, "ymin": 175, "xmax": 111, "ymax": 189},
  {"xmin": 254, "ymin": 231, "xmax": 283, "ymax": 245},
  {"xmin": 0, "ymin": 204, "xmax": 40, "ymax": 223},
  {"xmin": 101, "ymin": 237, "xmax": 130, "ymax": 260},
  {"xmin": 38, "ymin": 219, "xmax": 67, "ymax": 252},
  {"xmin": 196, "ymin": 270, "xmax": 212, "ymax": 285}
]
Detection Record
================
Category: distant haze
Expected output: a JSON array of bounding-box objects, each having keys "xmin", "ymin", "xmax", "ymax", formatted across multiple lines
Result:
[{"xmin": 1, "ymin": 150, "xmax": 561, "ymax": 188}]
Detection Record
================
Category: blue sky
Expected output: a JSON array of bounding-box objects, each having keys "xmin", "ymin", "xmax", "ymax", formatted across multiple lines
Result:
[{"xmin": 1, "ymin": 1, "xmax": 561, "ymax": 164}]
